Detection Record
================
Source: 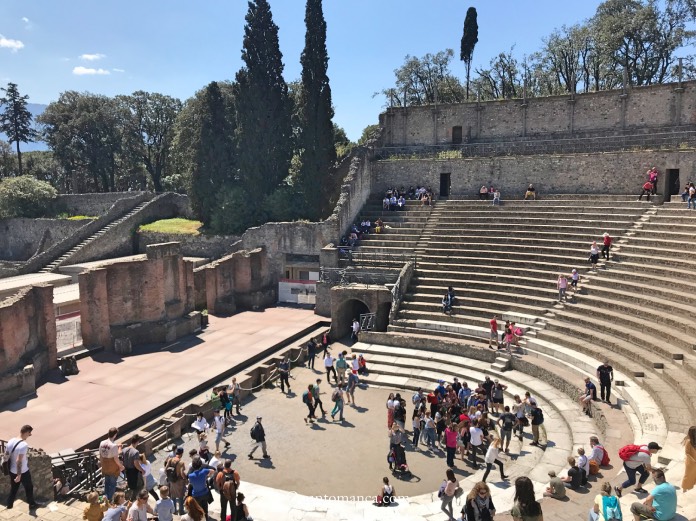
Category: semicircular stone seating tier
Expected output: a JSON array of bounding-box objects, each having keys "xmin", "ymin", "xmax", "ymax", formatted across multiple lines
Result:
[{"xmin": 338, "ymin": 194, "xmax": 696, "ymax": 519}]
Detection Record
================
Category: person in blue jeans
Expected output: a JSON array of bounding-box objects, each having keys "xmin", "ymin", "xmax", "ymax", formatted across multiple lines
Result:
[
  {"xmin": 615, "ymin": 442, "xmax": 661, "ymax": 497},
  {"xmin": 187, "ymin": 455, "xmax": 214, "ymax": 517},
  {"xmin": 630, "ymin": 469, "xmax": 677, "ymax": 521}
]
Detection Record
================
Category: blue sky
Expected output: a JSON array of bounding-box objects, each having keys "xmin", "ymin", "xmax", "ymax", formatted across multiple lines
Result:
[{"xmin": 2, "ymin": 1, "xmax": 615, "ymax": 140}]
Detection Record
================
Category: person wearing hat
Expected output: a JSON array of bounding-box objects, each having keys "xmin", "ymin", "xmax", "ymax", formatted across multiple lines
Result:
[
  {"xmin": 602, "ymin": 232, "xmax": 613, "ymax": 261},
  {"xmin": 615, "ymin": 442, "xmax": 662, "ymax": 497},
  {"xmin": 248, "ymin": 417, "xmax": 270, "ymax": 460}
]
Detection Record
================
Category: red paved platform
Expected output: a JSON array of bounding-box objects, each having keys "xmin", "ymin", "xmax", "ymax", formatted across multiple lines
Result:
[{"xmin": 0, "ymin": 307, "xmax": 321, "ymax": 453}]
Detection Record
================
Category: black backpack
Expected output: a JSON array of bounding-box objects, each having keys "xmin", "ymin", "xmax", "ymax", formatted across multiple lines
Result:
[
  {"xmin": 165, "ymin": 458, "xmax": 179, "ymax": 482},
  {"xmin": 250, "ymin": 424, "xmax": 257, "ymax": 440}
]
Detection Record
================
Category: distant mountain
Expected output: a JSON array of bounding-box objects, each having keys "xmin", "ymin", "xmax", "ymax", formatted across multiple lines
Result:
[{"xmin": 0, "ymin": 103, "xmax": 49, "ymax": 152}]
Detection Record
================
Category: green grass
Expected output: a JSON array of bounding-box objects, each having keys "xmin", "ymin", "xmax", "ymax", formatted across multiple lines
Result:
[
  {"xmin": 139, "ymin": 218, "xmax": 203, "ymax": 235},
  {"xmin": 67, "ymin": 215, "xmax": 97, "ymax": 220}
]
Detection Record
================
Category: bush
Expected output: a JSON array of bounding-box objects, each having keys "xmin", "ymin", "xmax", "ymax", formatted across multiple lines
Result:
[{"xmin": 0, "ymin": 175, "xmax": 58, "ymax": 218}]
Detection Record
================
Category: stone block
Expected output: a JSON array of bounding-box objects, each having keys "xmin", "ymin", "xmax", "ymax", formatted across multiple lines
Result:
[{"xmin": 113, "ymin": 337, "xmax": 132, "ymax": 356}]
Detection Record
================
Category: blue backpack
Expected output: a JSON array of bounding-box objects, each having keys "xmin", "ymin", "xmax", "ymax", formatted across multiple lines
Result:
[{"xmin": 602, "ymin": 495, "xmax": 622, "ymax": 520}]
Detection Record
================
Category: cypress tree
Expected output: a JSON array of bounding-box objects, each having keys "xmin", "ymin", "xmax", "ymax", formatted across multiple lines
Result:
[
  {"xmin": 234, "ymin": 0, "xmax": 292, "ymax": 207},
  {"xmin": 297, "ymin": 0, "xmax": 336, "ymax": 220},
  {"xmin": 460, "ymin": 7, "xmax": 479, "ymax": 100},
  {"xmin": 188, "ymin": 81, "xmax": 236, "ymax": 226}
]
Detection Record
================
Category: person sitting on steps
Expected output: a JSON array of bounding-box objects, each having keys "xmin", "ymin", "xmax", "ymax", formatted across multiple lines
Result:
[{"xmin": 524, "ymin": 184, "xmax": 536, "ymax": 200}]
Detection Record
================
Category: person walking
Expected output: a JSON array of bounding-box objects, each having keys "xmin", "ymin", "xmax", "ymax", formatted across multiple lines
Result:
[
  {"xmin": 306, "ymin": 337, "xmax": 317, "ymax": 370},
  {"xmin": 212, "ymin": 409, "xmax": 230, "ymax": 452},
  {"xmin": 312, "ymin": 379, "xmax": 327, "ymax": 417},
  {"xmin": 346, "ymin": 371, "xmax": 357, "ymax": 405},
  {"xmin": 464, "ymin": 482, "xmax": 496, "ymax": 521},
  {"xmin": 482, "ymin": 436, "xmax": 508, "ymax": 482},
  {"xmin": 351, "ymin": 318, "xmax": 360, "ymax": 342},
  {"xmin": 570, "ymin": 268, "xmax": 579, "ymax": 292},
  {"xmin": 278, "ymin": 356, "xmax": 291, "ymax": 394},
  {"xmin": 498, "ymin": 405, "xmax": 517, "ymax": 453},
  {"xmin": 324, "ymin": 352, "xmax": 337, "ymax": 385},
  {"xmin": 215, "ymin": 459, "xmax": 240, "ymax": 521},
  {"xmin": 303, "ymin": 384, "xmax": 317, "ymax": 424},
  {"xmin": 444, "ymin": 423, "xmax": 458, "ymax": 468},
  {"xmin": 596, "ymin": 360, "xmax": 614, "ymax": 404},
  {"xmin": 469, "ymin": 419, "xmax": 485, "ymax": 468},
  {"xmin": 248, "ymin": 417, "xmax": 270, "ymax": 460},
  {"xmin": 99, "ymin": 427, "xmax": 124, "ymax": 501},
  {"xmin": 4, "ymin": 425, "xmax": 36, "ymax": 510},
  {"xmin": 615, "ymin": 441, "xmax": 662, "ymax": 497},
  {"xmin": 230, "ymin": 377, "xmax": 242, "ymax": 415},
  {"xmin": 331, "ymin": 386, "xmax": 345, "ymax": 421},
  {"xmin": 629, "ymin": 469, "xmax": 677, "ymax": 521},
  {"xmin": 335, "ymin": 353, "xmax": 349, "ymax": 387},
  {"xmin": 589, "ymin": 241, "xmax": 600, "ymax": 271},
  {"xmin": 511, "ymin": 476, "xmax": 543, "ymax": 521},
  {"xmin": 683, "ymin": 426, "xmax": 696, "ymax": 492},
  {"xmin": 529, "ymin": 403, "xmax": 545, "ymax": 447},
  {"xmin": 557, "ymin": 273, "xmax": 568, "ymax": 302},
  {"xmin": 602, "ymin": 232, "xmax": 613, "ymax": 261},
  {"xmin": 489, "ymin": 315, "xmax": 499, "ymax": 349},
  {"xmin": 122, "ymin": 434, "xmax": 145, "ymax": 500},
  {"xmin": 512, "ymin": 395, "xmax": 527, "ymax": 441},
  {"xmin": 440, "ymin": 468, "xmax": 460, "ymax": 521}
]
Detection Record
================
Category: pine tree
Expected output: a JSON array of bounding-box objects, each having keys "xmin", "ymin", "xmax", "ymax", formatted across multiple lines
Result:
[
  {"xmin": 460, "ymin": 7, "xmax": 479, "ymax": 100},
  {"xmin": 0, "ymin": 82, "xmax": 36, "ymax": 176},
  {"xmin": 188, "ymin": 81, "xmax": 236, "ymax": 226},
  {"xmin": 296, "ymin": 0, "xmax": 336, "ymax": 220},
  {"xmin": 234, "ymin": 0, "xmax": 293, "ymax": 209}
]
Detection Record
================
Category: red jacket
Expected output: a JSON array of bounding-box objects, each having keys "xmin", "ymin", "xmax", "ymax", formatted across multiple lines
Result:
[{"xmin": 643, "ymin": 181, "xmax": 653, "ymax": 191}]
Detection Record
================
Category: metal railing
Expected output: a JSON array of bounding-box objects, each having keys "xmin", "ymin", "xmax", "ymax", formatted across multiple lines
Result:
[
  {"xmin": 375, "ymin": 130, "xmax": 696, "ymax": 160},
  {"xmin": 51, "ymin": 449, "xmax": 102, "ymax": 500},
  {"xmin": 338, "ymin": 249, "xmax": 417, "ymax": 269}
]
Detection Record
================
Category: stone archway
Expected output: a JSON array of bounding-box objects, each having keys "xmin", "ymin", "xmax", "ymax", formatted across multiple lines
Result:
[
  {"xmin": 333, "ymin": 297, "xmax": 370, "ymax": 339},
  {"xmin": 329, "ymin": 285, "xmax": 392, "ymax": 340}
]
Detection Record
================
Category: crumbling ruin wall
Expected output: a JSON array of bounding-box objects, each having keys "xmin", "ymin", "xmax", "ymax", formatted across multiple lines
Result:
[
  {"xmin": 79, "ymin": 242, "xmax": 199, "ymax": 350},
  {"xmin": 0, "ymin": 284, "xmax": 57, "ymax": 407},
  {"xmin": 195, "ymin": 247, "xmax": 274, "ymax": 315}
]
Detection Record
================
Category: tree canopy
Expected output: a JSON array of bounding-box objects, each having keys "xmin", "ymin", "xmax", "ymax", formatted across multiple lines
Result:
[{"xmin": 0, "ymin": 82, "xmax": 36, "ymax": 176}]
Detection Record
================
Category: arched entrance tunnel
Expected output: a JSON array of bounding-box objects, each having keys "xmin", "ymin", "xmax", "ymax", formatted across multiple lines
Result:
[{"xmin": 333, "ymin": 298, "xmax": 370, "ymax": 339}]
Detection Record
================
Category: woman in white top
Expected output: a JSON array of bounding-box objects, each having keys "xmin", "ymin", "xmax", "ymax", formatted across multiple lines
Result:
[
  {"xmin": 138, "ymin": 454, "xmax": 159, "ymax": 501},
  {"xmin": 577, "ymin": 447, "xmax": 590, "ymax": 475},
  {"xmin": 483, "ymin": 436, "xmax": 509, "ymax": 482},
  {"xmin": 440, "ymin": 468, "xmax": 460, "ymax": 520},
  {"xmin": 589, "ymin": 241, "xmax": 600, "ymax": 271},
  {"xmin": 191, "ymin": 412, "xmax": 208, "ymax": 434},
  {"xmin": 386, "ymin": 392, "xmax": 395, "ymax": 428},
  {"xmin": 469, "ymin": 419, "xmax": 485, "ymax": 467}
]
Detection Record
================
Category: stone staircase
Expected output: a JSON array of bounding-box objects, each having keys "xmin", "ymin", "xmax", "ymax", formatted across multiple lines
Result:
[{"xmin": 39, "ymin": 201, "xmax": 150, "ymax": 273}]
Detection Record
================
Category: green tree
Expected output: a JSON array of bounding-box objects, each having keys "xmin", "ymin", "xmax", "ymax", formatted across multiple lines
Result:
[
  {"xmin": 0, "ymin": 139, "xmax": 16, "ymax": 178},
  {"xmin": 379, "ymin": 50, "xmax": 466, "ymax": 106},
  {"xmin": 234, "ymin": 0, "xmax": 293, "ymax": 212},
  {"xmin": 0, "ymin": 83, "xmax": 36, "ymax": 176},
  {"xmin": 296, "ymin": 0, "xmax": 336, "ymax": 220},
  {"xmin": 120, "ymin": 91, "xmax": 182, "ymax": 192},
  {"xmin": 38, "ymin": 92, "xmax": 126, "ymax": 192},
  {"xmin": 460, "ymin": 7, "xmax": 479, "ymax": 100},
  {"xmin": 473, "ymin": 48, "xmax": 523, "ymax": 100},
  {"xmin": 0, "ymin": 175, "xmax": 57, "ymax": 218},
  {"xmin": 187, "ymin": 81, "xmax": 237, "ymax": 226},
  {"xmin": 358, "ymin": 124, "xmax": 379, "ymax": 145}
]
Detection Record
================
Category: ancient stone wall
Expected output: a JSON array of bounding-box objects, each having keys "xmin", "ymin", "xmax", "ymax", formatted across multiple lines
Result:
[
  {"xmin": 0, "ymin": 284, "xmax": 57, "ymax": 407},
  {"xmin": 0, "ymin": 448, "xmax": 52, "ymax": 503},
  {"xmin": 373, "ymin": 150, "xmax": 696, "ymax": 197},
  {"xmin": 79, "ymin": 242, "xmax": 198, "ymax": 350},
  {"xmin": 381, "ymin": 81, "xmax": 696, "ymax": 146},
  {"xmin": 138, "ymin": 230, "xmax": 240, "ymax": 260},
  {"xmin": 53, "ymin": 191, "xmax": 148, "ymax": 216},
  {"xmin": 195, "ymin": 247, "xmax": 274, "ymax": 315},
  {"xmin": 0, "ymin": 219, "xmax": 88, "ymax": 261}
]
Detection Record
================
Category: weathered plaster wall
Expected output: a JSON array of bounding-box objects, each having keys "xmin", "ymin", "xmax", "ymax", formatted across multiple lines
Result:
[
  {"xmin": 138, "ymin": 231, "xmax": 240, "ymax": 260},
  {"xmin": 53, "ymin": 191, "xmax": 148, "ymax": 216}
]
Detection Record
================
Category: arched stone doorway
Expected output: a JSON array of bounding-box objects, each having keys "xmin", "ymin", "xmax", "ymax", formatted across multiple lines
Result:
[{"xmin": 333, "ymin": 298, "xmax": 370, "ymax": 339}]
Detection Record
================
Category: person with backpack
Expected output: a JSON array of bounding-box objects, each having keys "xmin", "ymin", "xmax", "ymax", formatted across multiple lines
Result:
[
  {"xmin": 529, "ymin": 403, "xmax": 545, "ymax": 447},
  {"xmin": 248, "ymin": 417, "xmax": 269, "ymax": 460},
  {"xmin": 589, "ymin": 436, "xmax": 610, "ymax": 475},
  {"xmin": 331, "ymin": 385, "xmax": 345, "ymax": 421},
  {"xmin": 215, "ymin": 459, "xmax": 240, "ymax": 521},
  {"xmin": 498, "ymin": 405, "xmax": 517, "ymax": 453},
  {"xmin": 615, "ymin": 441, "xmax": 661, "ymax": 497},
  {"xmin": 303, "ymin": 384, "xmax": 317, "ymax": 424},
  {"xmin": 165, "ymin": 447, "xmax": 186, "ymax": 515},
  {"xmin": 590, "ymin": 482, "xmax": 622, "ymax": 521}
]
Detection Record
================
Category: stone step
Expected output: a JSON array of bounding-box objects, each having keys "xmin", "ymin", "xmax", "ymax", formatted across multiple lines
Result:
[
  {"xmin": 591, "ymin": 267, "xmax": 696, "ymax": 294},
  {"xmin": 585, "ymin": 271, "xmax": 696, "ymax": 306}
]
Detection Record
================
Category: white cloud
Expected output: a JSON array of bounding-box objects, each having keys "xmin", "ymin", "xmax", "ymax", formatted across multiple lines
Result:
[
  {"xmin": 112, "ymin": 68, "xmax": 125, "ymax": 73},
  {"xmin": 79, "ymin": 53, "xmax": 106, "ymax": 61},
  {"xmin": 0, "ymin": 35, "xmax": 24, "ymax": 52},
  {"xmin": 72, "ymin": 66, "xmax": 110, "ymax": 76},
  {"xmin": 21, "ymin": 17, "xmax": 29, "ymax": 23}
]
